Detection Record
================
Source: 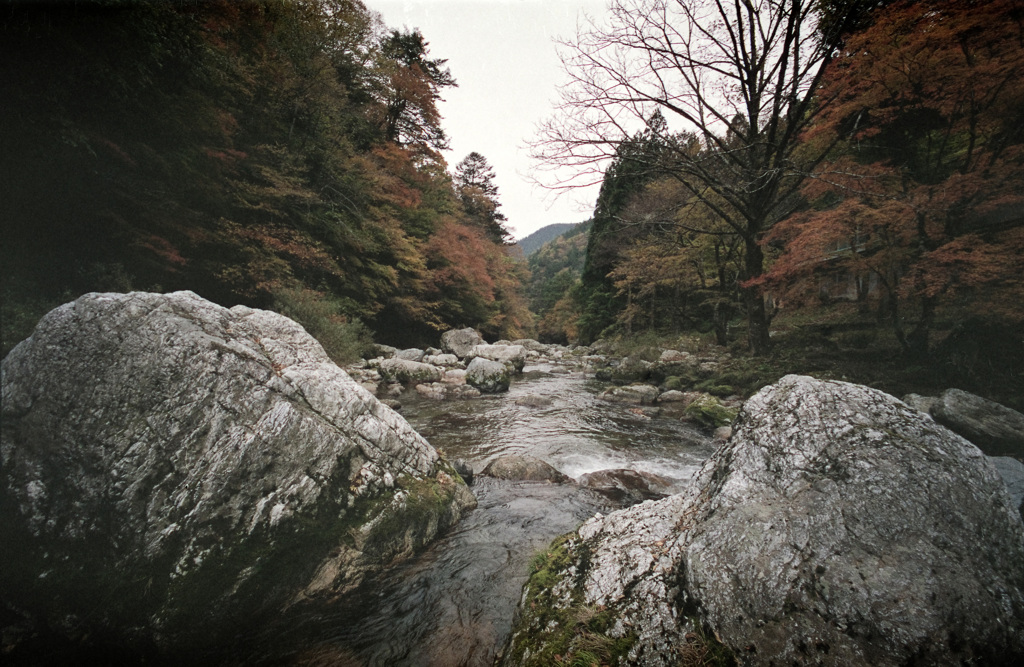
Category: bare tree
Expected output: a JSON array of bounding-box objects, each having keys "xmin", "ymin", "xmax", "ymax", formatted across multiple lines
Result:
[{"xmin": 534, "ymin": 0, "xmax": 858, "ymax": 351}]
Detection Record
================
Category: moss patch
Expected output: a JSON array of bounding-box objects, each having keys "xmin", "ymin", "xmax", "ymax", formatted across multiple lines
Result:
[
  {"xmin": 684, "ymin": 394, "xmax": 738, "ymax": 429},
  {"xmin": 505, "ymin": 536, "xmax": 637, "ymax": 667}
]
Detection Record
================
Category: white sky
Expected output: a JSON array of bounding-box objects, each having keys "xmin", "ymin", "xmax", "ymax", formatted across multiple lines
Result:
[{"xmin": 369, "ymin": 0, "xmax": 608, "ymax": 240}]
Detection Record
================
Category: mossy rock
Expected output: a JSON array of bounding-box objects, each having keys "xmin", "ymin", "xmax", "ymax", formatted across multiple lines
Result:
[
  {"xmin": 694, "ymin": 379, "xmax": 736, "ymax": 397},
  {"xmin": 609, "ymin": 357, "xmax": 652, "ymax": 385},
  {"xmin": 684, "ymin": 393, "xmax": 738, "ymax": 428},
  {"xmin": 662, "ymin": 375, "xmax": 685, "ymax": 391},
  {"xmin": 502, "ymin": 536, "xmax": 637, "ymax": 667}
]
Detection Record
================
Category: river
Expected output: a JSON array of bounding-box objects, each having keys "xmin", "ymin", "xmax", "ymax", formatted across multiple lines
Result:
[{"xmin": 259, "ymin": 361, "xmax": 715, "ymax": 666}]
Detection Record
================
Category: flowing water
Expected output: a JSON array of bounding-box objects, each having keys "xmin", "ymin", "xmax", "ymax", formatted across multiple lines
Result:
[{"xmin": 264, "ymin": 362, "xmax": 716, "ymax": 666}]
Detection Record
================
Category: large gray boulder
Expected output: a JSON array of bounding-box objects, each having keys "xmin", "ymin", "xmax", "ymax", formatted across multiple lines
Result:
[
  {"xmin": 465, "ymin": 356, "xmax": 512, "ymax": 393},
  {"xmin": 394, "ymin": 347, "xmax": 426, "ymax": 362},
  {"xmin": 377, "ymin": 357, "xmax": 443, "ymax": 385},
  {"xmin": 467, "ymin": 343, "xmax": 527, "ymax": 373},
  {"xmin": 931, "ymin": 388, "xmax": 1024, "ymax": 457},
  {"xmin": 0, "ymin": 291, "xmax": 475, "ymax": 658},
  {"xmin": 440, "ymin": 327, "xmax": 484, "ymax": 358},
  {"xmin": 503, "ymin": 375, "xmax": 1024, "ymax": 667}
]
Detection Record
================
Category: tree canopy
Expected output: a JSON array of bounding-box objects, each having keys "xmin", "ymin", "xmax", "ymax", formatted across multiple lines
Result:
[
  {"xmin": 763, "ymin": 0, "xmax": 1024, "ymax": 356},
  {"xmin": 533, "ymin": 0, "xmax": 866, "ymax": 351},
  {"xmin": 1, "ymin": 0, "xmax": 531, "ymax": 356}
]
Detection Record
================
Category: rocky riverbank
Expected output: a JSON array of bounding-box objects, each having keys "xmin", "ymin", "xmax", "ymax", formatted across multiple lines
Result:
[
  {"xmin": 4, "ymin": 294, "xmax": 1023, "ymax": 665},
  {"xmin": 500, "ymin": 375, "xmax": 1024, "ymax": 666},
  {"xmin": 343, "ymin": 330, "xmax": 744, "ymax": 437},
  {"xmin": 0, "ymin": 291, "xmax": 475, "ymax": 662}
]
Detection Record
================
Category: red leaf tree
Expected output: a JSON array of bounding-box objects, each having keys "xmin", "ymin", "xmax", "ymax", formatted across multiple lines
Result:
[{"xmin": 765, "ymin": 0, "xmax": 1024, "ymax": 355}]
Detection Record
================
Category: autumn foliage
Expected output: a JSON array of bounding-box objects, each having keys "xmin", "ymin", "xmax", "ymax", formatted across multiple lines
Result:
[
  {"xmin": 1, "ymin": 0, "xmax": 530, "ymax": 354},
  {"xmin": 763, "ymin": 0, "xmax": 1024, "ymax": 354}
]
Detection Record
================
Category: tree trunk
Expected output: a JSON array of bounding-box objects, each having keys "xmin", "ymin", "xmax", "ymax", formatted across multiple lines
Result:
[
  {"xmin": 713, "ymin": 299, "xmax": 730, "ymax": 346},
  {"xmin": 905, "ymin": 296, "xmax": 935, "ymax": 359},
  {"xmin": 743, "ymin": 237, "xmax": 770, "ymax": 353}
]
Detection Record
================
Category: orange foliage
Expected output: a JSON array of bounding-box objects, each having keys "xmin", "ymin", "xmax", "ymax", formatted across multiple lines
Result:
[
  {"xmin": 768, "ymin": 0, "xmax": 1024, "ymax": 334},
  {"xmin": 426, "ymin": 218, "xmax": 496, "ymax": 301}
]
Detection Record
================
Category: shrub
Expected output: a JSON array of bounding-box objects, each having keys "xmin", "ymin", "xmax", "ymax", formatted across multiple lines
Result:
[{"xmin": 271, "ymin": 287, "xmax": 374, "ymax": 365}]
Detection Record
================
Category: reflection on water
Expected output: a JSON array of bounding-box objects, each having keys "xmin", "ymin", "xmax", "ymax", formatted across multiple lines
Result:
[
  {"xmin": 263, "ymin": 363, "xmax": 714, "ymax": 666},
  {"xmin": 406, "ymin": 364, "xmax": 714, "ymax": 486},
  {"xmin": 280, "ymin": 478, "xmax": 614, "ymax": 667}
]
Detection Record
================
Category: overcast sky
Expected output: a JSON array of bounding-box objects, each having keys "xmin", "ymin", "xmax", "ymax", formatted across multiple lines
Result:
[{"xmin": 369, "ymin": 0, "xmax": 608, "ymax": 240}]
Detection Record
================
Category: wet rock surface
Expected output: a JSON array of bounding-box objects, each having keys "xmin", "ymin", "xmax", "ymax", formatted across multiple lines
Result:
[
  {"xmin": 0, "ymin": 291, "xmax": 475, "ymax": 660},
  {"xmin": 481, "ymin": 455, "xmax": 571, "ymax": 484},
  {"xmin": 502, "ymin": 375, "xmax": 1024, "ymax": 666},
  {"xmin": 577, "ymin": 468, "xmax": 675, "ymax": 505},
  {"xmin": 467, "ymin": 343, "xmax": 528, "ymax": 374},
  {"xmin": 465, "ymin": 356, "xmax": 513, "ymax": 393}
]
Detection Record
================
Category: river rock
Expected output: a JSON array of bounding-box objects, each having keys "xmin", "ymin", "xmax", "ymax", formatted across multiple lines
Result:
[
  {"xmin": 597, "ymin": 384, "xmax": 660, "ymax": 405},
  {"xmin": 395, "ymin": 347, "xmax": 426, "ymax": 362},
  {"xmin": 931, "ymin": 388, "xmax": 1024, "ymax": 456},
  {"xmin": 481, "ymin": 455, "xmax": 570, "ymax": 483},
  {"xmin": 658, "ymin": 349, "xmax": 691, "ymax": 363},
  {"xmin": 465, "ymin": 357, "xmax": 512, "ymax": 393},
  {"xmin": 610, "ymin": 356, "xmax": 653, "ymax": 384},
  {"xmin": 991, "ymin": 456, "xmax": 1024, "ymax": 516},
  {"xmin": 442, "ymin": 368, "xmax": 467, "ymax": 384},
  {"xmin": 371, "ymin": 343, "xmax": 398, "ymax": 359},
  {"xmin": 901, "ymin": 392, "xmax": 937, "ymax": 414},
  {"xmin": 440, "ymin": 327, "xmax": 484, "ymax": 358},
  {"xmin": 415, "ymin": 383, "xmax": 447, "ymax": 400},
  {"xmin": 415, "ymin": 382, "xmax": 480, "ymax": 401},
  {"xmin": 377, "ymin": 357, "xmax": 443, "ymax": 385},
  {"xmin": 577, "ymin": 469, "xmax": 674, "ymax": 505},
  {"xmin": 423, "ymin": 353, "xmax": 461, "ymax": 367},
  {"xmin": 656, "ymin": 389, "xmax": 688, "ymax": 403},
  {"xmin": 467, "ymin": 344, "xmax": 527, "ymax": 373},
  {"xmin": 511, "ymin": 339, "xmax": 549, "ymax": 353},
  {"xmin": 0, "ymin": 291, "xmax": 476, "ymax": 659},
  {"xmin": 682, "ymin": 392, "xmax": 737, "ymax": 428},
  {"xmin": 502, "ymin": 375, "xmax": 1024, "ymax": 667},
  {"xmin": 515, "ymin": 394, "xmax": 554, "ymax": 408}
]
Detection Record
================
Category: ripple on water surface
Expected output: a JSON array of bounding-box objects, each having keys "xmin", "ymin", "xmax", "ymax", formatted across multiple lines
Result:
[
  {"xmin": 405, "ymin": 365, "xmax": 714, "ymax": 486},
  {"xmin": 256, "ymin": 365, "xmax": 715, "ymax": 666}
]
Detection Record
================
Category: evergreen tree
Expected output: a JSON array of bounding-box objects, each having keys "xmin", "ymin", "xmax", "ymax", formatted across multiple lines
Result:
[
  {"xmin": 575, "ymin": 112, "xmax": 670, "ymax": 343},
  {"xmin": 453, "ymin": 152, "xmax": 511, "ymax": 244}
]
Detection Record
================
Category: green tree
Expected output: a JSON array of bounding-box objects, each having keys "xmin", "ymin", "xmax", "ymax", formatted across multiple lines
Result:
[
  {"xmin": 377, "ymin": 28, "xmax": 456, "ymax": 154},
  {"xmin": 454, "ymin": 152, "xmax": 511, "ymax": 244},
  {"xmin": 534, "ymin": 0, "xmax": 869, "ymax": 352}
]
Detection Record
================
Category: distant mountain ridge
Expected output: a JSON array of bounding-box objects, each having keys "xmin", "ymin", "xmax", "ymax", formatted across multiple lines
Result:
[{"xmin": 515, "ymin": 223, "xmax": 580, "ymax": 256}]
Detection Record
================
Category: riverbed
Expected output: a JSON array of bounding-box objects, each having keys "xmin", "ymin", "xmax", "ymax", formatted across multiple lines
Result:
[{"xmin": 257, "ymin": 362, "xmax": 716, "ymax": 666}]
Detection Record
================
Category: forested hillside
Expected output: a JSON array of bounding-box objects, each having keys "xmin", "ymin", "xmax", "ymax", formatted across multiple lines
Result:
[
  {"xmin": 532, "ymin": 0, "xmax": 1024, "ymax": 402},
  {"xmin": 516, "ymin": 223, "xmax": 578, "ymax": 256},
  {"xmin": 524, "ymin": 221, "xmax": 590, "ymax": 343},
  {"xmin": 1, "ymin": 0, "xmax": 530, "ymax": 357}
]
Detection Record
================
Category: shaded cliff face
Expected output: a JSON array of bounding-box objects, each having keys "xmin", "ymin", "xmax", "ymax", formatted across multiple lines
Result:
[
  {"xmin": 0, "ymin": 291, "xmax": 474, "ymax": 659},
  {"xmin": 502, "ymin": 375, "xmax": 1024, "ymax": 667}
]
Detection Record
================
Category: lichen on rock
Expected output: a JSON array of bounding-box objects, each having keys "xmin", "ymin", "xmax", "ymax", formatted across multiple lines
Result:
[
  {"xmin": 0, "ymin": 291, "xmax": 475, "ymax": 658},
  {"xmin": 502, "ymin": 375, "xmax": 1024, "ymax": 666}
]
